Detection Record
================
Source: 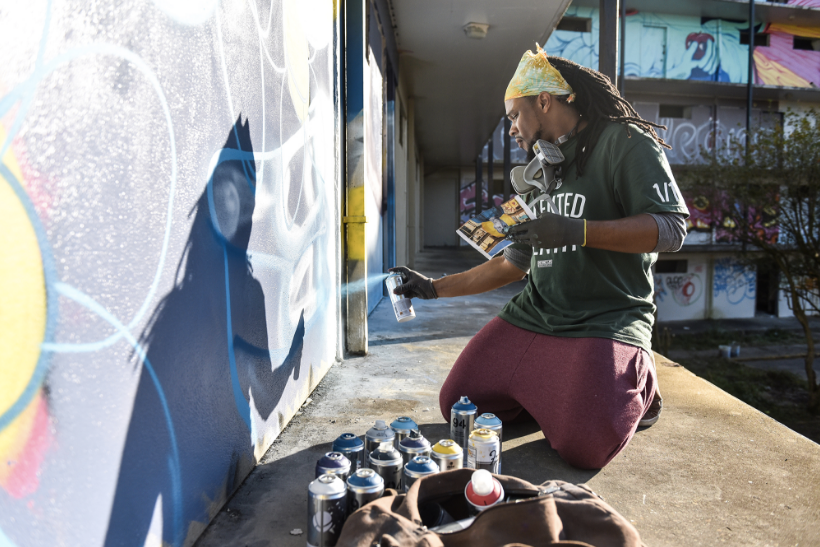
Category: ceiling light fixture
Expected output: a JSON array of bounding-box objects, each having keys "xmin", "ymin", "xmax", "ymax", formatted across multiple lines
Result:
[{"xmin": 463, "ymin": 22, "xmax": 489, "ymax": 40}]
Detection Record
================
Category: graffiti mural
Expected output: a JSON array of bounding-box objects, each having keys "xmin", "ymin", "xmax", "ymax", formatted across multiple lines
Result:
[
  {"xmin": 0, "ymin": 0, "xmax": 339, "ymax": 545},
  {"xmin": 714, "ymin": 258, "xmax": 757, "ymax": 305},
  {"xmin": 546, "ymin": 6, "xmax": 820, "ymax": 88},
  {"xmin": 654, "ymin": 273, "xmax": 704, "ymax": 306}
]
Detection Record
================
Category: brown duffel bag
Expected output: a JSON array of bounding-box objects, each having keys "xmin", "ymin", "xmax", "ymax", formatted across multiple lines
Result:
[{"xmin": 336, "ymin": 469, "xmax": 644, "ymax": 547}]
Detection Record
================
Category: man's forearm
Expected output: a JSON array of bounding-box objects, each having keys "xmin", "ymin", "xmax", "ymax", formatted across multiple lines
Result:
[
  {"xmin": 585, "ymin": 214, "xmax": 658, "ymax": 253},
  {"xmin": 432, "ymin": 255, "xmax": 526, "ymax": 298}
]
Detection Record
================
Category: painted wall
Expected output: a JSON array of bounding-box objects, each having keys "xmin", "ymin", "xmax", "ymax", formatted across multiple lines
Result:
[
  {"xmin": 654, "ymin": 257, "xmax": 709, "ymax": 321},
  {"xmin": 547, "ymin": 6, "xmax": 820, "ymax": 88},
  {"xmin": 712, "ymin": 257, "xmax": 757, "ymax": 318},
  {"xmin": 0, "ymin": 0, "xmax": 340, "ymax": 545},
  {"xmin": 365, "ymin": 46, "xmax": 385, "ymax": 314}
]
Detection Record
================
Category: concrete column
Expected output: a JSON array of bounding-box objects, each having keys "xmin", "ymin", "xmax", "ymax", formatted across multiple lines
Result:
[
  {"xmin": 344, "ymin": 0, "xmax": 368, "ymax": 355},
  {"xmin": 598, "ymin": 0, "xmax": 619, "ymax": 84},
  {"xmin": 475, "ymin": 154, "xmax": 483, "ymax": 215},
  {"xmin": 487, "ymin": 135, "xmax": 494, "ymax": 208}
]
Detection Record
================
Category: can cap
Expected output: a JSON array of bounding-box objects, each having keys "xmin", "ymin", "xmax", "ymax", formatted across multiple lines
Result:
[
  {"xmin": 465, "ymin": 470, "xmax": 502, "ymax": 506},
  {"xmin": 432, "ymin": 439, "xmax": 462, "ymax": 455},
  {"xmin": 452, "ymin": 396, "xmax": 477, "ymax": 412},
  {"xmin": 476, "ymin": 413, "xmax": 502, "ymax": 427},
  {"xmin": 469, "ymin": 428, "xmax": 498, "ymax": 441},
  {"xmin": 333, "ymin": 433, "xmax": 364, "ymax": 449},
  {"xmin": 348, "ymin": 468, "xmax": 384, "ymax": 488}
]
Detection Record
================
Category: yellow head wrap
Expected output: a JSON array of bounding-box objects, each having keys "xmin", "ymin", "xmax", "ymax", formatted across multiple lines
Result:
[{"xmin": 504, "ymin": 44, "xmax": 575, "ymax": 103}]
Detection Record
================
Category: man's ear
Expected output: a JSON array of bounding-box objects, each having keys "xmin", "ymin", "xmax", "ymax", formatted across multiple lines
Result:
[{"xmin": 538, "ymin": 92, "xmax": 552, "ymax": 114}]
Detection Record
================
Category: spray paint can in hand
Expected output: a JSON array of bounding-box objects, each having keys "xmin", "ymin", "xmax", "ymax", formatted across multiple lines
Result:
[
  {"xmin": 464, "ymin": 469, "xmax": 505, "ymax": 516},
  {"xmin": 390, "ymin": 416, "xmax": 418, "ymax": 449},
  {"xmin": 403, "ymin": 456, "xmax": 439, "ymax": 492},
  {"xmin": 332, "ymin": 433, "xmax": 365, "ymax": 472},
  {"xmin": 368, "ymin": 443, "xmax": 403, "ymax": 490},
  {"xmin": 315, "ymin": 452, "xmax": 352, "ymax": 483},
  {"xmin": 450, "ymin": 396, "xmax": 477, "ymax": 465},
  {"xmin": 385, "ymin": 273, "xmax": 416, "ymax": 322},
  {"xmin": 365, "ymin": 420, "xmax": 396, "ymax": 458},
  {"xmin": 430, "ymin": 439, "xmax": 463, "ymax": 471},
  {"xmin": 346, "ymin": 468, "xmax": 384, "ymax": 515},
  {"xmin": 474, "ymin": 413, "xmax": 503, "ymax": 473},
  {"xmin": 467, "ymin": 428, "xmax": 500, "ymax": 473},
  {"xmin": 398, "ymin": 429, "xmax": 431, "ymax": 467},
  {"xmin": 307, "ymin": 474, "xmax": 347, "ymax": 547}
]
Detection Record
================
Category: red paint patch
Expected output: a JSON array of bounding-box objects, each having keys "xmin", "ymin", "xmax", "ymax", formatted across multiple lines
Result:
[{"xmin": 5, "ymin": 395, "xmax": 52, "ymax": 499}]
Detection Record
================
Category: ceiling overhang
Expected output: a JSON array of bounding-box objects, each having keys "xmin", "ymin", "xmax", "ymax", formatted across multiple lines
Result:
[{"xmin": 392, "ymin": 0, "xmax": 573, "ymax": 169}]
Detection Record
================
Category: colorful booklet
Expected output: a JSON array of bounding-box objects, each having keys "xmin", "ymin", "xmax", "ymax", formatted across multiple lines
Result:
[{"xmin": 456, "ymin": 196, "xmax": 536, "ymax": 259}]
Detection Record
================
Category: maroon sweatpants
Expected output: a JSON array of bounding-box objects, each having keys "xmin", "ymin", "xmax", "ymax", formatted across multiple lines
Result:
[{"xmin": 440, "ymin": 317, "xmax": 656, "ymax": 469}]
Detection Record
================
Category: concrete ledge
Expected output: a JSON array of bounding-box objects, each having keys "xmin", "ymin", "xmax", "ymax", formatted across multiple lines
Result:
[{"xmin": 196, "ymin": 251, "xmax": 820, "ymax": 547}]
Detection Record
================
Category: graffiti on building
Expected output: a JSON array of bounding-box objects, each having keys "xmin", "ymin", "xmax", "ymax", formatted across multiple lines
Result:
[
  {"xmin": 459, "ymin": 181, "xmax": 503, "ymax": 224},
  {"xmin": 0, "ymin": 0, "xmax": 339, "ymax": 545},
  {"xmin": 546, "ymin": 6, "xmax": 820, "ymax": 88},
  {"xmin": 714, "ymin": 258, "xmax": 757, "ymax": 304},
  {"xmin": 655, "ymin": 273, "xmax": 704, "ymax": 306}
]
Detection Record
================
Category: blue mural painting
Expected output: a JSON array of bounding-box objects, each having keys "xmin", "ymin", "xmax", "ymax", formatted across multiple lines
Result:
[{"xmin": 0, "ymin": 0, "xmax": 340, "ymax": 545}]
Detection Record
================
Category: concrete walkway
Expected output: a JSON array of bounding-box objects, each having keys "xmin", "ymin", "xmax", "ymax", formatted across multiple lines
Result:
[{"xmin": 195, "ymin": 249, "xmax": 820, "ymax": 547}]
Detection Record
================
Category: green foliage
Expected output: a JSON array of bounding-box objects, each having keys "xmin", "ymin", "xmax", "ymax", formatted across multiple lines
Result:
[
  {"xmin": 681, "ymin": 109, "xmax": 820, "ymax": 409},
  {"xmin": 664, "ymin": 327, "xmax": 802, "ymax": 352}
]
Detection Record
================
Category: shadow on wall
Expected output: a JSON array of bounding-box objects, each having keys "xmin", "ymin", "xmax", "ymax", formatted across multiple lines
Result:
[{"xmin": 104, "ymin": 118, "xmax": 305, "ymax": 546}]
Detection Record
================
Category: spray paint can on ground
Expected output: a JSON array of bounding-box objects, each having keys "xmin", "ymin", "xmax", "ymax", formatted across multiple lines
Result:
[
  {"xmin": 307, "ymin": 474, "xmax": 347, "ymax": 547},
  {"xmin": 385, "ymin": 273, "xmax": 416, "ymax": 322},
  {"xmin": 390, "ymin": 416, "xmax": 418, "ymax": 449},
  {"xmin": 368, "ymin": 443, "xmax": 403, "ymax": 490},
  {"xmin": 365, "ymin": 420, "xmax": 395, "ymax": 458},
  {"xmin": 450, "ymin": 396, "xmax": 476, "ymax": 465},
  {"xmin": 315, "ymin": 452, "xmax": 351, "ymax": 483},
  {"xmin": 467, "ymin": 428, "xmax": 500, "ymax": 473},
  {"xmin": 332, "ymin": 433, "xmax": 365, "ymax": 472},
  {"xmin": 403, "ymin": 456, "xmax": 439, "ymax": 493},
  {"xmin": 398, "ymin": 429, "xmax": 431, "ymax": 467},
  {"xmin": 346, "ymin": 468, "xmax": 384, "ymax": 515},
  {"xmin": 474, "ymin": 413, "xmax": 502, "ymax": 473},
  {"xmin": 464, "ymin": 469, "xmax": 505, "ymax": 516},
  {"xmin": 430, "ymin": 439, "xmax": 463, "ymax": 472}
]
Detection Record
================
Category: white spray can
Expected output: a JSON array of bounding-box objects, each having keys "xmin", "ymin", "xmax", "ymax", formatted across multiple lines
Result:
[{"xmin": 384, "ymin": 273, "xmax": 416, "ymax": 322}]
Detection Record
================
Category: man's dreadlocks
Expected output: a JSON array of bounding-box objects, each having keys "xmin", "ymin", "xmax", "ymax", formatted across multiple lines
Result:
[{"xmin": 546, "ymin": 56, "xmax": 670, "ymax": 177}]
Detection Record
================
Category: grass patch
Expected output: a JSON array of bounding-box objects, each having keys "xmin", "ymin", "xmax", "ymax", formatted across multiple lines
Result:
[
  {"xmin": 663, "ymin": 328, "xmax": 804, "ymax": 352},
  {"xmin": 677, "ymin": 355, "xmax": 820, "ymax": 443}
]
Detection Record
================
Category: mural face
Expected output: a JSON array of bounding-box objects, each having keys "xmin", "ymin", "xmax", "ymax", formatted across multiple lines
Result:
[{"xmin": 0, "ymin": 0, "xmax": 339, "ymax": 545}]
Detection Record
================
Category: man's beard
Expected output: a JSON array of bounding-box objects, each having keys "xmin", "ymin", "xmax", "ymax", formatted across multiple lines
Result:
[{"xmin": 525, "ymin": 129, "xmax": 544, "ymax": 162}]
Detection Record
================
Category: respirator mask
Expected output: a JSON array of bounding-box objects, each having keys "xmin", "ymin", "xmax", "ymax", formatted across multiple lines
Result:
[{"xmin": 509, "ymin": 139, "xmax": 565, "ymax": 197}]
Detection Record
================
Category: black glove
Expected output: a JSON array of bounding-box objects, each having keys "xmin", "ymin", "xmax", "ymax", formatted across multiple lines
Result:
[
  {"xmin": 388, "ymin": 266, "xmax": 438, "ymax": 300},
  {"xmin": 506, "ymin": 209, "xmax": 585, "ymax": 249}
]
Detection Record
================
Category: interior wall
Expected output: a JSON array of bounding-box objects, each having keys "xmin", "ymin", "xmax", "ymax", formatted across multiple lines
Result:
[
  {"xmin": 423, "ymin": 170, "xmax": 458, "ymax": 247},
  {"xmin": 0, "ymin": 1, "xmax": 341, "ymax": 545}
]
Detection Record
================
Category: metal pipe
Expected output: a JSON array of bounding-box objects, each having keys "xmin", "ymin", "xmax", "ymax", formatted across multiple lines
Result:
[
  {"xmin": 746, "ymin": 0, "xmax": 755, "ymax": 157},
  {"xmin": 618, "ymin": 0, "xmax": 626, "ymax": 96},
  {"xmin": 598, "ymin": 0, "xmax": 618, "ymax": 83},
  {"xmin": 503, "ymin": 117, "xmax": 512, "ymax": 201}
]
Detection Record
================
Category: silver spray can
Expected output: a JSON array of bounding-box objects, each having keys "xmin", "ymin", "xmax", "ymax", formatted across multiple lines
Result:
[
  {"xmin": 307, "ymin": 474, "xmax": 347, "ymax": 547},
  {"xmin": 403, "ymin": 456, "xmax": 440, "ymax": 493},
  {"xmin": 390, "ymin": 416, "xmax": 418, "ymax": 449},
  {"xmin": 474, "ymin": 413, "xmax": 503, "ymax": 473},
  {"xmin": 385, "ymin": 273, "xmax": 416, "ymax": 322},
  {"xmin": 450, "ymin": 396, "xmax": 477, "ymax": 465},
  {"xmin": 365, "ymin": 420, "xmax": 395, "ymax": 458},
  {"xmin": 346, "ymin": 468, "xmax": 385, "ymax": 515},
  {"xmin": 368, "ymin": 443, "xmax": 403, "ymax": 491},
  {"xmin": 332, "ymin": 433, "xmax": 365, "ymax": 472},
  {"xmin": 315, "ymin": 452, "xmax": 352, "ymax": 483},
  {"xmin": 430, "ymin": 439, "xmax": 464, "ymax": 471},
  {"xmin": 398, "ymin": 429, "xmax": 431, "ymax": 468},
  {"xmin": 467, "ymin": 428, "xmax": 500, "ymax": 473}
]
